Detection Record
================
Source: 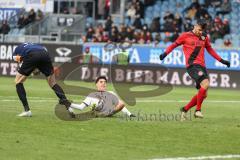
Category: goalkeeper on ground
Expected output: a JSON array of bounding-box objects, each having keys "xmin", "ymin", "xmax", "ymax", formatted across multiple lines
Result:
[{"xmin": 69, "ymin": 76, "xmax": 135, "ymax": 117}]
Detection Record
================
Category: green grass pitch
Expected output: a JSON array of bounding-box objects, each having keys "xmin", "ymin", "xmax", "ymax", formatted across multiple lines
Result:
[{"xmin": 0, "ymin": 77, "xmax": 239, "ymax": 160}]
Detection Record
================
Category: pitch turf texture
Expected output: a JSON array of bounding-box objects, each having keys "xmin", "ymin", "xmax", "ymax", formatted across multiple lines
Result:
[{"xmin": 0, "ymin": 77, "xmax": 239, "ymax": 160}]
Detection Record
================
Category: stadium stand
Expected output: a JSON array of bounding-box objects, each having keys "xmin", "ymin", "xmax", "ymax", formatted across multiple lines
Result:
[
  {"xmin": 0, "ymin": 0, "xmax": 239, "ymax": 47},
  {"xmin": 81, "ymin": 0, "xmax": 239, "ymax": 47}
]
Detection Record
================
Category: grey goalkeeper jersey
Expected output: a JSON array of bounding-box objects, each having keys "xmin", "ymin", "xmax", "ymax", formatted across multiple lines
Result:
[{"xmin": 83, "ymin": 91, "xmax": 119, "ymax": 113}]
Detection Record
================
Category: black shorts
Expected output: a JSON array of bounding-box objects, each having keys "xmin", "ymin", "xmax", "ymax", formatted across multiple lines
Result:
[
  {"xmin": 18, "ymin": 51, "xmax": 54, "ymax": 77},
  {"xmin": 186, "ymin": 64, "xmax": 209, "ymax": 89}
]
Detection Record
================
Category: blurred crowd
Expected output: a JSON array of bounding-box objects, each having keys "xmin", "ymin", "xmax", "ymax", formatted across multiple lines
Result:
[
  {"xmin": 0, "ymin": 8, "xmax": 43, "ymax": 35},
  {"xmin": 0, "ymin": 0, "xmax": 234, "ymax": 47},
  {"xmin": 81, "ymin": 0, "xmax": 232, "ymax": 47},
  {"xmin": 18, "ymin": 9, "xmax": 44, "ymax": 29}
]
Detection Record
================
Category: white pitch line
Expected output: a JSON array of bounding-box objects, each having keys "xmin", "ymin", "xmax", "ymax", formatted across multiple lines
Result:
[
  {"xmin": 0, "ymin": 97, "xmax": 240, "ymax": 103},
  {"xmin": 136, "ymin": 100, "xmax": 240, "ymax": 103},
  {"xmin": 150, "ymin": 154, "xmax": 240, "ymax": 160},
  {"xmin": 0, "ymin": 96, "xmax": 56, "ymax": 100},
  {"xmin": 0, "ymin": 99, "xmax": 57, "ymax": 102}
]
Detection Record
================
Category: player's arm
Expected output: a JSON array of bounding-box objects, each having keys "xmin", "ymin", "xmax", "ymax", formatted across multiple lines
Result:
[
  {"xmin": 205, "ymin": 36, "xmax": 230, "ymax": 67},
  {"xmin": 12, "ymin": 55, "xmax": 22, "ymax": 63},
  {"xmin": 12, "ymin": 47, "xmax": 22, "ymax": 63},
  {"xmin": 70, "ymin": 95, "xmax": 92, "ymax": 110},
  {"xmin": 114, "ymin": 100, "xmax": 125, "ymax": 112},
  {"xmin": 159, "ymin": 33, "xmax": 185, "ymax": 60},
  {"xmin": 108, "ymin": 91, "xmax": 133, "ymax": 117}
]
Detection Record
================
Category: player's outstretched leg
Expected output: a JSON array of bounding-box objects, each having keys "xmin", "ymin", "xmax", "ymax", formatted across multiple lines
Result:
[
  {"xmin": 180, "ymin": 94, "xmax": 197, "ymax": 121},
  {"xmin": 47, "ymin": 74, "xmax": 75, "ymax": 118},
  {"xmin": 15, "ymin": 73, "xmax": 32, "ymax": 117}
]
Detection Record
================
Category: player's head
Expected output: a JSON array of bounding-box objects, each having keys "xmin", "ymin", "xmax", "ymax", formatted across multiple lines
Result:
[
  {"xmin": 95, "ymin": 76, "xmax": 107, "ymax": 91},
  {"xmin": 193, "ymin": 19, "xmax": 207, "ymax": 37}
]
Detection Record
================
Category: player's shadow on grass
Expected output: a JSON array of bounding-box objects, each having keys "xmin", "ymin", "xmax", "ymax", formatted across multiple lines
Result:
[
  {"xmin": 55, "ymin": 104, "xmax": 94, "ymax": 121},
  {"xmin": 55, "ymin": 104, "xmax": 114, "ymax": 121}
]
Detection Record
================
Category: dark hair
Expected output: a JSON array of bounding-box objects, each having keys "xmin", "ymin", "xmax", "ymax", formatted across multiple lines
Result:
[
  {"xmin": 196, "ymin": 19, "xmax": 207, "ymax": 30},
  {"xmin": 95, "ymin": 76, "xmax": 107, "ymax": 83}
]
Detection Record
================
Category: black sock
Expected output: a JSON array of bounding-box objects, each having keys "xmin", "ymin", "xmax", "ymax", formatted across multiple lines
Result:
[
  {"xmin": 52, "ymin": 84, "xmax": 67, "ymax": 100},
  {"xmin": 16, "ymin": 83, "xmax": 30, "ymax": 111}
]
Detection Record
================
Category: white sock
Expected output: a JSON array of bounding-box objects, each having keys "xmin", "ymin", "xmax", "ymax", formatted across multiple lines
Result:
[
  {"xmin": 70, "ymin": 103, "xmax": 87, "ymax": 110},
  {"xmin": 121, "ymin": 107, "xmax": 132, "ymax": 116},
  {"xmin": 68, "ymin": 107, "xmax": 74, "ymax": 113}
]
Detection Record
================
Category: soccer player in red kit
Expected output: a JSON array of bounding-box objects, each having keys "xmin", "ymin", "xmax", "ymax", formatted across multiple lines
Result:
[{"xmin": 159, "ymin": 20, "xmax": 230, "ymax": 120}]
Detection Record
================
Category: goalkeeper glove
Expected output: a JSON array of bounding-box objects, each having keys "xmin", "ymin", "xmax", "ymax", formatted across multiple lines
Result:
[
  {"xmin": 220, "ymin": 59, "xmax": 230, "ymax": 68},
  {"xmin": 159, "ymin": 52, "xmax": 167, "ymax": 60}
]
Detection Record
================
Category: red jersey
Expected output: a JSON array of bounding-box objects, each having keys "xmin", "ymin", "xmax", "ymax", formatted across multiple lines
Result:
[{"xmin": 165, "ymin": 31, "xmax": 222, "ymax": 68}]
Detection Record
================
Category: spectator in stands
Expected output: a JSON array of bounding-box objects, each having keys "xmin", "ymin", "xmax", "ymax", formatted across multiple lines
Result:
[
  {"xmin": 102, "ymin": 31, "xmax": 109, "ymax": 42},
  {"xmin": 216, "ymin": 0, "xmax": 232, "ymax": 16},
  {"xmin": 150, "ymin": 17, "xmax": 161, "ymax": 32},
  {"xmin": 132, "ymin": 30, "xmax": 140, "ymax": 43},
  {"xmin": 174, "ymin": 13, "xmax": 182, "ymax": 32},
  {"xmin": 91, "ymin": 36, "xmax": 98, "ymax": 42},
  {"xmin": 162, "ymin": 11, "xmax": 176, "ymax": 32},
  {"xmin": 163, "ymin": 33, "xmax": 171, "ymax": 44},
  {"xmin": 86, "ymin": 27, "xmax": 95, "ymax": 40},
  {"xmin": 127, "ymin": 4, "xmax": 137, "ymax": 20},
  {"xmin": 28, "ymin": 9, "xmax": 36, "ymax": 23},
  {"xmin": 163, "ymin": 11, "xmax": 174, "ymax": 22},
  {"xmin": 163, "ymin": 20, "xmax": 175, "ymax": 32},
  {"xmin": 97, "ymin": 23, "xmax": 104, "ymax": 33},
  {"xmin": 183, "ymin": 16, "xmax": 193, "ymax": 31},
  {"xmin": 0, "ymin": 20, "xmax": 10, "ymax": 34},
  {"xmin": 195, "ymin": 5, "xmax": 209, "ymax": 20},
  {"xmin": 18, "ymin": 14, "xmax": 25, "ymax": 29},
  {"xmin": 136, "ymin": 0, "xmax": 145, "ymax": 18},
  {"xmin": 183, "ymin": 0, "xmax": 200, "ymax": 13},
  {"xmin": 80, "ymin": 0, "xmax": 233, "ymax": 45},
  {"xmin": 23, "ymin": 15, "xmax": 30, "ymax": 26},
  {"xmin": 154, "ymin": 33, "xmax": 161, "ymax": 44},
  {"xmin": 210, "ymin": 19, "xmax": 224, "ymax": 42},
  {"xmin": 80, "ymin": 47, "xmax": 94, "ymax": 64},
  {"xmin": 126, "ymin": 26, "xmax": 134, "ymax": 41},
  {"xmin": 133, "ymin": 14, "xmax": 142, "ymax": 29},
  {"xmin": 186, "ymin": 5, "xmax": 197, "ymax": 19},
  {"xmin": 109, "ymin": 26, "xmax": 119, "ymax": 42},
  {"xmin": 145, "ymin": 31, "xmax": 153, "ymax": 44},
  {"xmin": 142, "ymin": 24, "xmax": 149, "ymax": 33},
  {"xmin": 204, "ymin": 15, "xmax": 213, "ymax": 33},
  {"xmin": 208, "ymin": 0, "xmax": 222, "ymax": 7},
  {"xmin": 95, "ymin": 27, "xmax": 103, "ymax": 41},
  {"xmin": 203, "ymin": 13, "xmax": 212, "ymax": 21},
  {"xmin": 222, "ymin": 19, "xmax": 230, "ymax": 35},
  {"xmin": 223, "ymin": 39, "xmax": 232, "ymax": 47},
  {"xmin": 119, "ymin": 24, "xmax": 128, "ymax": 41},
  {"xmin": 105, "ymin": 16, "xmax": 113, "ymax": 32},
  {"xmin": 81, "ymin": 35, "xmax": 87, "ymax": 43},
  {"xmin": 36, "ymin": 9, "xmax": 44, "ymax": 21},
  {"xmin": 138, "ymin": 30, "xmax": 145, "ymax": 44},
  {"xmin": 109, "ymin": 32, "xmax": 119, "ymax": 42},
  {"xmin": 170, "ymin": 30, "xmax": 179, "ymax": 42}
]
